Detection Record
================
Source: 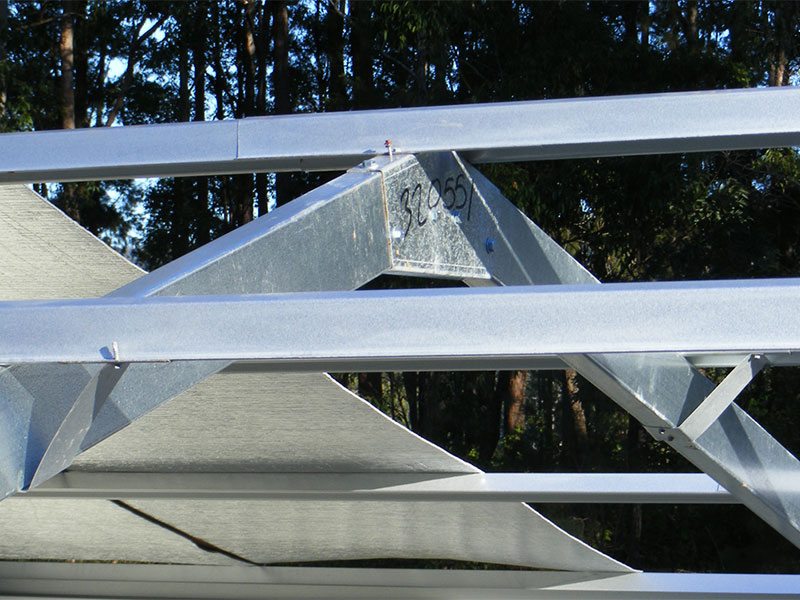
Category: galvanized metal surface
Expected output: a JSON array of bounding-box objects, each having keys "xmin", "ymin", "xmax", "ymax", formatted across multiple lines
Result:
[
  {"xmin": 2, "ymin": 87, "xmax": 799, "ymax": 183},
  {"xmin": 383, "ymin": 153, "xmax": 491, "ymax": 279},
  {"xmin": 2, "ymin": 563, "xmax": 799, "ymax": 600},
  {"xmin": 4, "ymin": 154, "xmax": 475, "ymax": 496},
  {"xmin": 0, "ymin": 169, "xmax": 393, "ymax": 498},
  {"xmin": 29, "ymin": 364, "xmax": 128, "ymax": 488},
  {"xmin": 0, "ymin": 187, "xmax": 143, "ymax": 497},
  {"xmin": 408, "ymin": 153, "xmax": 800, "ymax": 550},
  {"xmin": 678, "ymin": 354, "xmax": 767, "ymax": 441},
  {"xmin": 2, "ymin": 364, "xmax": 629, "ymax": 571},
  {"xmin": 686, "ymin": 353, "xmax": 800, "ymax": 368},
  {"xmin": 23, "ymin": 472, "xmax": 736, "ymax": 504},
  {"xmin": 63, "ymin": 369, "xmax": 627, "ymax": 571},
  {"xmin": 3, "ymin": 280, "xmax": 800, "ymax": 365},
  {"xmin": 0, "ymin": 179, "xmax": 629, "ymax": 571},
  {"xmin": 2, "ymin": 81, "xmax": 797, "ymax": 584}
]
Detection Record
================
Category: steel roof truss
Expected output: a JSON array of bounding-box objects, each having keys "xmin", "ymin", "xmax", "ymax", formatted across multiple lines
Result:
[
  {"xmin": 370, "ymin": 152, "xmax": 800, "ymax": 551},
  {"xmin": 0, "ymin": 164, "xmax": 395, "ymax": 498},
  {"xmin": 3, "ymin": 147, "xmax": 800, "ymax": 556}
]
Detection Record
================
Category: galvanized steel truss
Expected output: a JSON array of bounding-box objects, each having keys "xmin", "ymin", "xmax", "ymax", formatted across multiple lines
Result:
[{"xmin": 2, "ymin": 87, "xmax": 800, "ymax": 596}]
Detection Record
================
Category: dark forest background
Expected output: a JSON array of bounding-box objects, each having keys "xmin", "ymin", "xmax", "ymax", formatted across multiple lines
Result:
[{"xmin": 2, "ymin": 0, "xmax": 800, "ymax": 573}]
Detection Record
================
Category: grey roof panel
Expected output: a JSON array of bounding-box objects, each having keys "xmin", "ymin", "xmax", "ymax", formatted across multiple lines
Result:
[
  {"xmin": 0, "ymin": 498, "xmax": 232, "ymax": 565},
  {"xmin": 124, "ymin": 499, "xmax": 629, "ymax": 571},
  {"xmin": 73, "ymin": 370, "xmax": 477, "ymax": 474},
  {"xmin": 0, "ymin": 185, "xmax": 141, "ymax": 300}
]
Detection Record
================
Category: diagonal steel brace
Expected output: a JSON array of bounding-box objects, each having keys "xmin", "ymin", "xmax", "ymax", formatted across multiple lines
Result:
[{"xmin": 675, "ymin": 354, "xmax": 768, "ymax": 442}]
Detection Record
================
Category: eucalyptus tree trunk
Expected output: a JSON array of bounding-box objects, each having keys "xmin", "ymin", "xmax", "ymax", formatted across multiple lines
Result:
[
  {"xmin": 240, "ymin": 0, "xmax": 270, "ymax": 216},
  {"xmin": 72, "ymin": 0, "xmax": 89, "ymax": 128},
  {"xmin": 504, "ymin": 370, "xmax": 528, "ymax": 433},
  {"xmin": 0, "ymin": 0, "xmax": 6, "ymax": 119},
  {"xmin": 59, "ymin": 7, "xmax": 75, "ymax": 130},
  {"xmin": 768, "ymin": 2, "xmax": 796, "ymax": 87},
  {"xmin": 562, "ymin": 369, "xmax": 589, "ymax": 467},
  {"xmin": 192, "ymin": 13, "xmax": 210, "ymax": 245},
  {"xmin": 242, "ymin": 0, "xmax": 257, "ymax": 116},
  {"xmin": 350, "ymin": 0, "xmax": 375, "ymax": 109},
  {"xmin": 325, "ymin": 0, "xmax": 346, "ymax": 111},
  {"xmin": 625, "ymin": 416, "xmax": 643, "ymax": 564},
  {"xmin": 272, "ymin": 1, "xmax": 290, "ymax": 206},
  {"xmin": 58, "ymin": 5, "xmax": 78, "ymax": 219}
]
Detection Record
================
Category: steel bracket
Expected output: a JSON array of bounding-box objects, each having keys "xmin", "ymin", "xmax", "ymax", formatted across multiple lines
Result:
[
  {"xmin": 645, "ymin": 354, "xmax": 768, "ymax": 446},
  {"xmin": 677, "ymin": 354, "xmax": 768, "ymax": 442}
]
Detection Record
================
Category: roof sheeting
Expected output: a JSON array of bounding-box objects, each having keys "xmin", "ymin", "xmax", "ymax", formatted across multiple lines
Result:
[
  {"xmin": 0, "ymin": 184, "xmax": 628, "ymax": 572},
  {"xmin": 0, "ymin": 498, "xmax": 232, "ymax": 565},
  {"xmin": 0, "ymin": 185, "xmax": 141, "ymax": 299},
  {"xmin": 71, "ymin": 369, "xmax": 627, "ymax": 571},
  {"xmin": 73, "ymin": 370, "xmax": 477, "ymax": 474},
  {"xmin": 121, "ymin": 499, "xmax": 621, "ymax": 570}
]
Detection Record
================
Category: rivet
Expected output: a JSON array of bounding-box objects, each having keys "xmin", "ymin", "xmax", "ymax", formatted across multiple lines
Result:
[{"xmin": 111, "ymin": 341, "xmax": 121, "ymax": 369}]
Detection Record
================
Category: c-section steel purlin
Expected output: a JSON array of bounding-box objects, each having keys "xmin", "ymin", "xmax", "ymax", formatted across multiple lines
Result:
[
  {"xmin": 371, "ymin": 151, "xmax": 800, "ymax": 550},
  {"xmin": 22, "ymin": 471, "xmax": 736, "ymax": 504}
]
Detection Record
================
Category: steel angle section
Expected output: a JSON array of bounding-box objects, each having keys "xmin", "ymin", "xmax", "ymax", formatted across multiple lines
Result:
[
  {"xmin": 677, "ymin": 354, "xmax": 768, "ymax": 442},
  {"xmin": 388, "ymin": 152, "xmax": 800, "ymax": 550},
  {"xmin": 28, "ymin": 364, "xmax": 129, "ymax": 489},
  {"xmin": 1, "ymin": 165, "xmax": 394, "ymax": 498},
  {"xmin": 25, "ymin": 471, "xmax": 736, "ymax": 504},
  {"xmin": 687, "ymin": 352, "xmax": 800, "ymax": 368},
  {"xmin": 3, "ymin": 87, "xmax": 800, "ymax": 184}
]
